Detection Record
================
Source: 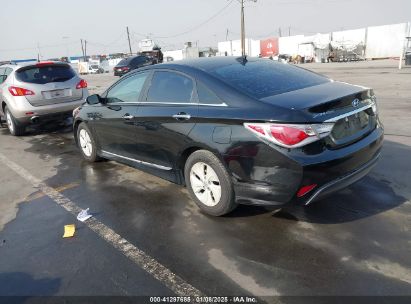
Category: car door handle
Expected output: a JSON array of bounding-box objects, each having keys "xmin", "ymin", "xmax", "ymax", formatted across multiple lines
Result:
[
  {"xmin": 172, "ymin": 113, "xmax": 191, "ymax": 120},
  {"xmin": 123, "ymin": 114, "xmax": 134, "ymax": 120}
]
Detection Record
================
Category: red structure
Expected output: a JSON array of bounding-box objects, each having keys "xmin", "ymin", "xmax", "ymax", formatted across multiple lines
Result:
[{"xmin": 260, "ymin": 38, "xmax": 279, "ymax": 57}]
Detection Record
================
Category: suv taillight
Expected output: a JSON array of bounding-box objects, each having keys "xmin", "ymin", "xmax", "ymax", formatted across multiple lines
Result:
[
  {"xmin": 8, "ymin": 86, "xmax": 35, "ymax": 96},
  {"xmin": 244, "ymin": 122, "xmax": 334, "ymax": 148},
  {"xmin": 76, "ymin": 79, "xmax": 88, "ymax": 89}
]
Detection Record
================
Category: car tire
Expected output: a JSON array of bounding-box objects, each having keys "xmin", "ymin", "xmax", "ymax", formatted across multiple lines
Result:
[
  {"xmin": 77, "ymin": 122, "xmax": 101, "ymax": 162},
  {"xmin": 5, "ymin": 106, "xmax": 25, "ymax": 136},
  {"xmin": 184, "ymin": 150, "xmax": 237, "ymax": 216}
]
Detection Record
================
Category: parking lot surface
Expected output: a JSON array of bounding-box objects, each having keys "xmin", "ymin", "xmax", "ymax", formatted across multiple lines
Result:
[{"xmin": 0, "ymin": 60, "xmax": 410, "ymax": 301}]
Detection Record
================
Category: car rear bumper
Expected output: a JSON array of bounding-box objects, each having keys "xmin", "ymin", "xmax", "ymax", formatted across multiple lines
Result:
[
  {"xmin": 114, "ymin": 70, "xmax": 129, "ymax": 76},
  {"xmin": 303, "ymin": 153, "xmax": 380, "ymax": 205},
  {"xmin": 25, "ymin": 111, "xmax": 74, "ymax": 125},
  {"xmin": 228, "ymin": 124, "xmax": 384, "ymax": 206},
  {"xmin": 11, "ymin": 98, "xmax": 85, "ymax": 125}
]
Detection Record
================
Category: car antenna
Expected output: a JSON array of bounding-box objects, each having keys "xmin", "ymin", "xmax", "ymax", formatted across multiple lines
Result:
[{"xmin": 236, "ymin": 55, "xmax": 248, "ymax": 65}]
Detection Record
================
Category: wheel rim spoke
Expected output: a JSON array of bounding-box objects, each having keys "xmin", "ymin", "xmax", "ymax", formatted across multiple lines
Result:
[
  {"xmin": 6, "ymin": 112, "xmax": 13, "ymax": 132},
  {"xmin": 79, "ymin": 129, "xmax": 92, "ymax": 157},
  {"xmin": 190, "ymin": 161, "xmax": 221, "ymax": 207}
]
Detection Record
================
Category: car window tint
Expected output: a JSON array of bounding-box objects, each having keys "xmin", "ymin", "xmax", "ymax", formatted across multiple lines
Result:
[
  {"xmin": 5, "ymin": 68, "xmax": 13, "ymax": 76},
  {"xmin": 15, "ymin": 65, "xmax": 76, "ymax": 84},
  {"xmin": 147, "ymin": 71, "xmax": 193, "ymax": 103},
  {"xmin": 0, "ymin": 69, "xmax": 5, "ymax": 84},
  {"xmin": 197, "ymin": 82, "xmax": 222, "ymax": 104},
  {"xmin": 210, "ymin": 60, "xmax": 329, "ymax": 99},
  {"xmin": 132, "ymin": 57, "xmax": 145, "ymax": 65},
  {"xmin": 118, "ymin": 58, "xmax": 129, "ymax": 65},
  {"xmin": 106, "ymin": 72, "xmax": 148, "ymax": 103}
]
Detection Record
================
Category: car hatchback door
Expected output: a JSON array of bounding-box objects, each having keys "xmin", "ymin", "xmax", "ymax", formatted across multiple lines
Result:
[{"xmin": 132, "ymin": 70, "xmax": 199, "ymax": 170}]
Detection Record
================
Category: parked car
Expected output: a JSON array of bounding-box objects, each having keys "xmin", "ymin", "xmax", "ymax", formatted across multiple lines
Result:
[
  {"xmin": 88, "ymin": 64, "xmax": 101, "ymax": 74},
  {"xmin": 73, "ymin": 57, "xmax": 383, "ymax": 216},
  {"xmin": 99, "ymin": 60, "xmax": 111, "ymax": 73},
  {"xmin": 0, "ymin": 61, "xmax": 88, "ymax": 135},
  {"xmin": 113, "ymin": 55, "xmax": 153, "ymax": 77}
]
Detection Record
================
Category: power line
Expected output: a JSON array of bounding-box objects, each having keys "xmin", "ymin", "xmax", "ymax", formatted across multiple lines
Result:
[{"xmin": 152, "ymin": 0, "xmax": 236, "ymax": 39}]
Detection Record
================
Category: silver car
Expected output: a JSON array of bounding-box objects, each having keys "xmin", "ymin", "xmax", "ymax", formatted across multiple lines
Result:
[{"xmin": 0, "ymin": 61, "xmax": 88, "ymax": 135}]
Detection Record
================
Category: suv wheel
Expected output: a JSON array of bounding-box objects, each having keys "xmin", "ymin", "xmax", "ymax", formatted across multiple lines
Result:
[
  {"xmin": 77, "ymin": 122, "xmax": 101, "ymax": 162},
  {"xmin": 184, "ymin": 150, "xmax": 237, "ymax": 216},
  {"xmin": 5, "ymin": 106, "xmax": 25, "ymax": 136}
]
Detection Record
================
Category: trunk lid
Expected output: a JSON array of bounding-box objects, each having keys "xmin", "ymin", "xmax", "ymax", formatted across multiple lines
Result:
[{"xmin": 261, "ymin": 81, "xmax": 378, "ymax": 148}]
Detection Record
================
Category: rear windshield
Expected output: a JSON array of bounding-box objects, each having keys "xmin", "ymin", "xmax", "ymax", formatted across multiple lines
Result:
[
  {"xmin": 209, "ymin": 60, "xmax": 329, "ymax": 99},
  {"xmin": 16, "ymin": 65, "xmax": 76, "ymax": 84},
  {"xmin": 118, "ymin": 58, "xmax": 132, "ymax": 65}
]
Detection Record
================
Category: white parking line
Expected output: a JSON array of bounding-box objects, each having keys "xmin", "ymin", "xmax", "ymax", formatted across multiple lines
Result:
[{"xmin": 0, "ymin": 152, "xmax": 203, "ymax": 297}]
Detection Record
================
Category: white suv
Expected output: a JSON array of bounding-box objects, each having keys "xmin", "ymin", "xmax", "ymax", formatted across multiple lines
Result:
[{"xmin": 0, "ymin": 61, "xmax": 88, "ymax": 135}]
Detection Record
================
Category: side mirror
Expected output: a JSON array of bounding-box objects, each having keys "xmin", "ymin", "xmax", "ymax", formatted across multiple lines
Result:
[{"xmin": 86, "ymin": 94, "xmax": 103, "ymax": 105}]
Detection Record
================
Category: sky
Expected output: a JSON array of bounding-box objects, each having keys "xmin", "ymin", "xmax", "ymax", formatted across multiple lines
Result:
[{"xmin": 1, "ymin": 0, "xmax": 410, "ymax": 60}]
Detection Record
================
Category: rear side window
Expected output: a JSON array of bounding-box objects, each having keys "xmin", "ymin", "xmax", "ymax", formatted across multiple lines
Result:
[
  {"xmin": 15, "ymin": 65, "xmax": 76, "ymax": 84},
  {"xmin": 147, "ymin": 71, "xmax": 193, "ymax": 103},
  {"xmin": 197, "ymin": 82, "xmax": 222, "ymax": 104},
  {"xmin": 209, "ymin": 60, "xmax": 329, "ymax": 99},
  {"xmin": 0, "ymin": 68, "xmax": 5, "ymax": 84}
]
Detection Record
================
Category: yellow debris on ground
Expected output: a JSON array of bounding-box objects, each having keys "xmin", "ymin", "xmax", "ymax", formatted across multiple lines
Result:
[{"xmin": 63, "ymin": 224, "xmax": 75, "ymax": 238}]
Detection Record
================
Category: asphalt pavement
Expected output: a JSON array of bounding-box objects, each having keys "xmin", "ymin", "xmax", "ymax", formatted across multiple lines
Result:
[{"xmin": 0, "ymin": 60, "xmax": 410, "ymax": 303}]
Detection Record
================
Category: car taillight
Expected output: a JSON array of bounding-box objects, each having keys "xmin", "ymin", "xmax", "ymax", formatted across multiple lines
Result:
[
  {"xmin": 297, "ymin": 184, "xmax": 317, "ymax": 197},
  {"xmin": 270, "ymin": 125, "xmax": 309, "ymax": 146},
  {"xmin": 8, "ymin": 86, "xmax": 35, "ymax": 96},
  {"xmin": 244, "ymin": 122, "xmax": 334, "ymax": 148},
  {"xmin": 76, "ymin": 79, "xmax": 88, "ymax": 89}
]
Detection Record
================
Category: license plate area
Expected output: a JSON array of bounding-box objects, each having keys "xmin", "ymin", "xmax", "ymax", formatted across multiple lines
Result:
[
  {"xmin": 327, "ymin": 109, "xmax": 377, "ymax": 148},
  {"xmin": 42, "ymin": 89, "xmax": 71, "ymax": 99},
  {"xmin": 332, "ymin": 110, "xmax": 370, "ymax": 140}
]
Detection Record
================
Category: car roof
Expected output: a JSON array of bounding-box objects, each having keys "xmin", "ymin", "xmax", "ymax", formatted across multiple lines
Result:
[
  {"xmin": 156, "ymin": 56, "xmax": 259, "ymax": 72},
  {"xmin": 2, "ymin": 61, "xmax": 69, "ymax": 69}
]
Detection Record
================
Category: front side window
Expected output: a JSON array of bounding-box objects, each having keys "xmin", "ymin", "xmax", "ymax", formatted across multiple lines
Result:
[
  {"xmin": 146, "ymin": 71, "xmax": 193, "ymax": 103},
  {"xmin": 106, "ymin": 72, "xmax": 148, "ymax": 103}
]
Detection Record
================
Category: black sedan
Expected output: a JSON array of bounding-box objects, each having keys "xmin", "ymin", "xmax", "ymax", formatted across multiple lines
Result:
[
  {"xmin": 113, "ymin": 55, "xmax": 153, "ymax": 77},
  {"xmin": 73, "ymin": 57, "xmax": 383, "ymax": 216}
]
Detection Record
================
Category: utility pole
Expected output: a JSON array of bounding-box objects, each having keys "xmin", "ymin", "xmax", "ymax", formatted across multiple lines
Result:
[
  {"xmin": 240, "ymin": 0, "xmax": 245, "ymax": 57},
  {"xmin": 127, "ymin": 26, "xmax": 132, "ymax": 55},
  {"xmin": 37, "ymin": 42, "xmax": 41, "ymax": 62},
  {"xmin": 278, "ymin": 27, "xmax": 282, "ymax": 37},
  {"xmin": 226, "ymin": 28, "xmax": 229, "ymax": 41},
  {"xmin": 84, "ymin": 40, "xmax": 87, "ymax": 62},
  {"xmin": 239, "ymin": 0, "xmax": 256, "ymax": 57},
  {"xmin": 288, "ymin": 26, "xmax": 291, "ymax": 36},
  {"xmin": 80, "ymin": 39, "xmax": 85, "ymax": 62}
]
